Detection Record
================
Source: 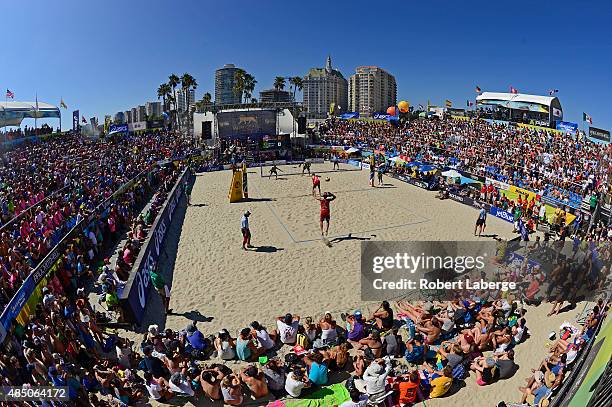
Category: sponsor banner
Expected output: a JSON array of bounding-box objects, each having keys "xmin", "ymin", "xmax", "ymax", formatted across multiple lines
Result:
[
  {"xmin": 556, "ymin": 121, "xmax": 578, "ymax": 135},
  {"xmin": 120, "ymin": 168, "xmax": 190, "ymax": 324},
  {"xmin": 72, "ymin": 110, "xmax": 79, "ymax": 131},
  {"xmin": 393, "ymin": 174, "xmax": 437, "ymax": 190},
  {"xmin": 529, "ymin": 119, "xmax": 550, "ymax": 127},
  {"xmin": 485, "ymin": 178, "xmax": 511, "ymax": 191},
  {"xmin": 372, "ymin": 113, "xmax": 397, "ymax": 121},
  {"xmin": 448, "ymin": 192, "xmax": 475, "ymax": 207},
  {"xmin": 109, "ymin": 123, "xmax": 129, "ymax": 133},
  {"xmin": 340, "ymin": 112, "xmax": 359, "ymax": 119},
  {"xmin": 509, "ymin": 185, "xmax": 540, "ymax": 201},
  {"xmin": 490, "ymin": 206, "xmax": 514, "ymax": 223},
  {"xmin": 589, "ymin": 126, "xmax": 610, "ymax": 143}
]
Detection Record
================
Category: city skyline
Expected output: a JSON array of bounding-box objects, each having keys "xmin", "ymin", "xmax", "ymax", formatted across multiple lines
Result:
[{"xmin": 1, "ymin": 0, "xmax": 611, "ymax": 131}]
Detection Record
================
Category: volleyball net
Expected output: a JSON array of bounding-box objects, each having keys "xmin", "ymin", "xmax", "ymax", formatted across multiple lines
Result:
[{"xmin": 259, "ymin": 158, "xmax": 363, "ymax": 177}]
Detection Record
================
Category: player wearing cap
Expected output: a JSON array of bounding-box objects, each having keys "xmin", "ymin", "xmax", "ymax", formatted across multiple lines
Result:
[{"xmin": 241, "ymin": 211, "xmax": 252, "ymax": 250}]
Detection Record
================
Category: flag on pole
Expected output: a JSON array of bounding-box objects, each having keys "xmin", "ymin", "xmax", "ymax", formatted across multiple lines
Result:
[
  {"xmin": 82, "ymin": 115, "xmax": 87, "ymax": 124},
  {"xmin": 509, "ymin": 86, "xmax": 518, "ymax": 94},
  {"xmin": 475, "ymin": 86, "xmax": 481, "ymax": 93},
  {"xmin": 583, "ymin": 112, "xmax": 592, "ymax": 124},
  {"xmin": 60, "ymin": 99, "xmax": 68, "ymax": 109},
  {"xmin": 445, "ymin": 100, "xmax": 452, "ymax": 107},
  {"xmin": 418, "ymin": 104, "xmax": 424, "ymax": 110},
  {"xmin": 5, "ymin": 89, "xmax": 14, "ymax": 99},
  {"xmin": 467, "ymin": 100, "xmax": 474, "ymax": 107},
  {"xmin": 548, "ymin": 89, "xmax": 559, "ymax": 96}
]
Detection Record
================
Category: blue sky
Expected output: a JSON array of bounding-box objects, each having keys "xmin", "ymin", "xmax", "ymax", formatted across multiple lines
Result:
[{"xmin": 2, "ymin": 0, "xmax": 611, "ymax": 131}]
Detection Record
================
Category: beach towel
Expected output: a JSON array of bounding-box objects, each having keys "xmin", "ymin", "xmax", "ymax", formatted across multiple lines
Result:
[{"xmin": 284, "ymin": 383, "xmax": 350, "ymax": 407}]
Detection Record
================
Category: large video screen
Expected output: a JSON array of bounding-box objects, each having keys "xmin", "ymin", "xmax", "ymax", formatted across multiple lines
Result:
[{"xmin": 217, "ymin": 110, "xmax": 277, "ymax": 138}]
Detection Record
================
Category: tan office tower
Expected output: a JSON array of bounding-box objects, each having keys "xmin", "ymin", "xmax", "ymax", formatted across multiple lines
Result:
[
  {"xmin": 302, "ymin": 55, "xmax": 348, "ymax": 119},
  {"xmin": 349, "ymin": 66, "xmax": 397, "ymax": 117}
]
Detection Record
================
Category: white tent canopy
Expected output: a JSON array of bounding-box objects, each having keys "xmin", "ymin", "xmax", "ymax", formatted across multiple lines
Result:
[
  {"xmin": 441, "ymin": 169, "xmax": 461, "ymax": 178},
  {"xmin": 0, "ymin": 101, "xmax": 61, "ymax": 127},
  {"xmin": 476, "ymin": 92, "xmax": 562, "ymax": 118},
  {"xmin": 346, "ymin": 147, "xmax": 361, "ymax": 154}
]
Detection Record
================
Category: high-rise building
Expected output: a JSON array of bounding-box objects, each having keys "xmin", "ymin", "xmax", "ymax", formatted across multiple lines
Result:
[
  {"xmin": 302, "ymin": 56, "xmax": 348, "ymax": 119},
  {"xmin": 145, "ymin": 101, "xmax": 162, "ymax": 119},
  {"xmin": 349, "ymin": 66, "xmax": 397, "ymax": 117},
  {"xmin": 114, "ymin": 112, "xmax": 125, "ymax": 124},
  {"xmin": 259, "ymin": 89, "xmax": 291, "ymax": 103},
  {"xmin": 137, "ymin": 105, "xmax": 147, "ymax": 122},
  {"xmin": 215, "ymin": 64, "xmax": 243, "ymax": 105},
  {"xmin": 124, "ymin": 110, "xmax": 132, "ymax": 123},
  {"xmin": 176, "ymin": 89, "xmax": 195, "ymax": 113},
  {"xmin": 130, "ymin": 107, "xmax": 138, "ymax": 123}
]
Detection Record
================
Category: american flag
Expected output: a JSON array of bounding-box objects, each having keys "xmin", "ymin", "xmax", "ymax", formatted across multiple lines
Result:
[
  {"xmin": 5, "ymin": 89, "xmax": 14, "ymax": 99},
  {"xmin": 509, "ymin": 86, "xmax": 518, "ymax": 94}
]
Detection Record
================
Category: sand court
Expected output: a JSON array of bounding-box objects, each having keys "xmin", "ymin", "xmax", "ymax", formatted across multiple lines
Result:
[
  {"xmin": 130, "ymin": 162, "xmax": 592, "ymax": 406},
  {"xmin": 162, "ymin": 162, "xmax": 517, "ymax": 335}
]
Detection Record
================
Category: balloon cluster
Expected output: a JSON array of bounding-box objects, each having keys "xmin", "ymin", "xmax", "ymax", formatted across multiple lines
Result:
[{"xmin": 387, "ymin": 101, "xmax": 410, "ymax": 115}]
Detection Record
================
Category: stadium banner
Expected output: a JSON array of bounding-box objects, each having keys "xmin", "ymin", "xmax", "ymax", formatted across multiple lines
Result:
[
  {"xmin": 392, "ymin": 174, "xmax": 437, "ymax": 190},
  {"xmin": 509, "ymin": 185, "xmax": 540, "ymax": 201},
  {"xmin": 120, "ymin": 168, "xmax": 190, "ymax": 325},
  {"xmin": 485, "ymin": 178, "xmax": 511, "ymax": 191},
  {"xmin": 556, "ymin": 121, "xmax": 578, "ymax": 135},
  {"xmin": 489, "ymin": 206, "xmax": 514, "ymax": 223},
  {"xmin": 589, "ymin": 126, "xmax": 610, "ymax": 143},
  {"xmin": 447, "ymin": 108, "xmax": 465, "ymax": 117},
  {"xmin": 72, "ymin": 110, "xmax": 79, "ymax": 131},
  {"xmin": 372, "ymin": 113, "xmax": 395, "ymax": 121},
  {"xmin": 340, "ymin": 112, "xmax": 359, "ymax": 119},
  {"xmin": 109, "ymin": 123, "xmax": 129, "ymax": 133}
]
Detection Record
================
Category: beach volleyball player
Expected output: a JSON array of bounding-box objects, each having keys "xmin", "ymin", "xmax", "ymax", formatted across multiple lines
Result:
[
  {"xmin": 314, "ymin": 192, "xmax": 336, "ymax": 236},
  {"xmin": 312, "ymin": 173, "xmax": 321, "ymax": 196}
]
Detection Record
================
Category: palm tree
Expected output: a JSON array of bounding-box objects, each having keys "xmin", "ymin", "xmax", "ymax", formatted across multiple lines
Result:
[
  {"xmin": 233, "ymin": 69, "xmax": 246, "ymax": 103},
  {"xmin": 243, "ymin": 73, "xmax": 257, "ymax": 104},
  {"xmin": 274, "ymin": 76, "xmax": 286, "ymax": 91},
  {"xmin": 157, "ymin": 83, "xmax": 172, "ymax": 112},
  {"xmin": 180, "ymin": 73, "xmax": 198, "ymax": 135},
  {"xmin": 289, "ymin": 76, "xmax": 303, "ymax": 101},
  {"xmin": 195, "ymin": 92, "xmax": 213, "ymax": 113},
  {"xmin": 168, "ymin": 74, "xmax": 180, "ymax": 130}
]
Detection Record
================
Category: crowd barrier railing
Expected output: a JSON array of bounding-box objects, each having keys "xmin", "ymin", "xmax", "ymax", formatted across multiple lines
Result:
[{"xmin": 119, "ymin": 167, "xmax": 191, "ymax": 325}]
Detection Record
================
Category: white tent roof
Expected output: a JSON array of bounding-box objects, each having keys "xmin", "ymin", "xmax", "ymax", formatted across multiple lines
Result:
[
  {"xmin": 0, "ymin": 101, "xmax": 60, "ymax": 127},
  {"xmin": 476, "ymin": 92, "xmax": 555, "ymax": 107}
]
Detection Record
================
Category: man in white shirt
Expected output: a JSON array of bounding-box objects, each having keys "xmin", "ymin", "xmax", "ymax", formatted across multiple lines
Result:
[
  {"xmin": 285, "ymin": 368, "xmax": 310, "ymax": 398},
  {"xmin": 241, "ymin": 211, "xmax": 252, "ymax": 250},
  {"xmin": 276, "ymin": 313, "xmax": 300, "ymax": 345}
]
